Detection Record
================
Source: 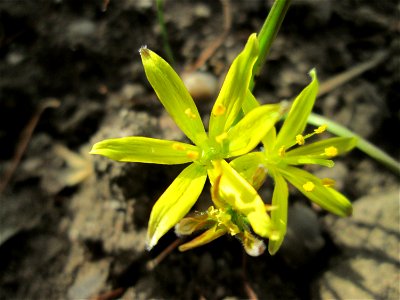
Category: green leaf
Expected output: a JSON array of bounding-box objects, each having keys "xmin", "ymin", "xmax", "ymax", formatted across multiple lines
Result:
[
  {"xmin": 208, "ymin": 160, "xmax": 273, "ymax": 238},
  {"xmin": 147, "ymin": 163, "xmax": 207, "ymax": 249},
  {"xmin": 279, "ymin": 165, "xmax": 352, "ymax": 217},
  {"xmin": 308, "ymin": 112, "xmax": 400, "ymax": 175},
  {"xmin": 208, "ymin": 33, "xmax": 259, "ymax": 138},
  {"xmin": 140, "ymin": 47, "xmax": 207, "ymax": 146},
  {"xmin": 249, "ymin": 0, "xmax": 291, "ymax": 90},
  {"xmin": 275, "ymin": 69, "xmax": 319, "ymax": 149},
  {"xmin": 227, "ymin": 104, "xmax": 282, "ymax": 157},
  {"xmin": 90, "ymin": 137, "xmax": 199, "ymax": 164},
  {"xmin": 268, "ymin": 170, "xmax": 288, "ymax": 255}
]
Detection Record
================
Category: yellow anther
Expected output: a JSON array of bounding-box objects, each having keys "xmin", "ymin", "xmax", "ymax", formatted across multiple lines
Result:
[
  {"xmin": 213, "ymin": 104, "xmax": 226, "ymax": 116},
  {"xmin": 321, "ymin": 178, "xmax": 335, "ymax": 187},
  {"xmin": 325, "ymin": 146, "xmax": 338, "ymax": 157},
  {"xmin": 303, "ymin": 181, "xmax": 315, "ymax": 192},
  {"xmin": 270, "ymin": 230, "xmax": 281, "ymax": 241},
  {"xmin": 186, "ymin": 150, "xmax": 199, "ymax": 160},
  {"xmin": 296, "ymin": 134, "xmax": 305, "ymax": 145},
  {"xmin": 215, "ymin": 132, "xmax": 228, "ymax": 144},
  {"xmin": 265, "ymin": 204, "xmax": 278, "ymax": 212},
  {"xmin": 314, "ymin": 124, "xmax": 327, "ymax": 134},
  {"xmin": 184, "ymin": 108, "xmax": 197, "ymax": 119},
  {"xmin": 172, "ymin": 143, "xmax": 186, "ymax": 151},
  {"xmin": 278, "ymin": 146, "xmax": 286, "ymax": 157}
]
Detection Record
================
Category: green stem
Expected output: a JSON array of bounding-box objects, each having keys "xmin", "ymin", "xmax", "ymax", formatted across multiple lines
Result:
[
  {"xmin": 308, "ymin": 112, "xmax": 400, "ymax": 176},
  {"xmin": 156, "ymin": 0, "xmax": 175, "ymax": 65},
  {"xmin": 250, "ymin": 0, "xmax": 291, "ymax": 91}
]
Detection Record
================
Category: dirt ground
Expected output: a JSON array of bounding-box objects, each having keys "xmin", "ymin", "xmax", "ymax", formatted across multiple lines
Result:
[{"xmin": 0, "ymin": 0, "xmax": 399, "ymax": 299}]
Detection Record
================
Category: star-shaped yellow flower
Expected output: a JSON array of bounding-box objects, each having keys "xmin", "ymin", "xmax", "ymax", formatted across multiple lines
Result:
[{"xmin": 90, "ymin": 34, "xmax": 285, "ymax": 249}]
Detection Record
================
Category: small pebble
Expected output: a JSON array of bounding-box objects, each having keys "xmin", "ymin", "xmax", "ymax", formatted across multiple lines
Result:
[{"xmin": 181, "ymin": 71, "xmax": 219, "ymax": 101}]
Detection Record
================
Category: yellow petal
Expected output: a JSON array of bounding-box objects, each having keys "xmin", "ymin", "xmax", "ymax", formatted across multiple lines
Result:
[
  {"xmin": 229, "ymin": 152, "xmax": 267, "ymax": 190},
  {"xmin": 175, "ymin": 213, "xmax": 211, "ymax": 236},
  {"xmin": 209, "ymin": 33, "xmax": 259, "ymax": 138},
  {"xmin": 279, "ymin": 165, "xmax": 352, "ymax": 217},
  {"xmin": 227, "ymin": 103, "xmax": 282, "ymax": 157},
  {"xmin": 268, "ymin": 170, "xmax": 288, "ymax": 255},
  {"xmin": 147, "ymin": 163, "xmax": 207, "ymax": 249},
  {"xmin": 275, "ymin": 69, "xmax": 319, "ymax": 150},
  {"xmin": 178, "ymin": 226, "xmax": 227, "ymax": 252},
  {"xmin": 286, "ymin": 137, "xmax": 357, "ymax": 158},
  {"xmin": 140, "ymin": 47, "xmax": 207, "ymax": 145},
  {"xmin": 208, "ymin": 160, "xmax": 274, "ymax": 238},
  {"xmin": 90, "ymin": 137, "xmax": 199, "ymax": 164}
]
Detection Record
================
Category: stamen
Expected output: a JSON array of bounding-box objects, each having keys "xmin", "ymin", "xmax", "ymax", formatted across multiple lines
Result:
[
  {"xmin": 278, "ymin": 146, "xmax": 286, "ymax": 157},
  {"xmin": 265, "ymin": 204, "xmax": 278, "ymax": 211},
  {"xmin": 184, "ymin": 108, "xmax": 197, "ymax": 119},
  {"xmin": 314, "ymin": 124, "xmax": 327, "ymax": 134},
  {"xmin": 215, "ymin": 132, "xmax": 228, "ymax": 144},
  {"xmin": 213, "ymin": 104, "xmax": 226, "ymax": 116},
  {"xmin": 324, "ymin": 146, "xmax": 338, "ymax": 157},
  {"xmin": 303, "ymin": 181, "xmax": 315, "ymax": 192},
  {"xmin": 172, "ymin": 143, "xmax": 186, "ymax": 151},
  {"xmin": 321, "ymin": 178, "xmax": 335, "ymax": 187},
  {"xmin": 296, "ymin": 134, "xmax": 305, "ymax": 145},
  {"xmin": 186, "ymin": 150, "xmax": 199, "ymax": 160}
]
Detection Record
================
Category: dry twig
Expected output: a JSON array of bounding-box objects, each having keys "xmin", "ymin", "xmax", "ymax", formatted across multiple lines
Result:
[
  {"xmin": 0, "ymin": 98, "xmax": 60, "ymax": 194},
  {"xmin": 187, "ymin": 0, "xmax": 232, "ymax": 72}
]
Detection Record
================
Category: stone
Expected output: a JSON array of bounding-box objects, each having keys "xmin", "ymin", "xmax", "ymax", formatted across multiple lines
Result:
[{"xmin": 314, "ymin": 189, "xmax": 400, "ymax": 299}]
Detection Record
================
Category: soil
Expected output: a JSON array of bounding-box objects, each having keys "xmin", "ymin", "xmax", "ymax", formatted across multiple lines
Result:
[{"xmin": 0, "ymin": 0, "xmax": 399, "ymax": 299}]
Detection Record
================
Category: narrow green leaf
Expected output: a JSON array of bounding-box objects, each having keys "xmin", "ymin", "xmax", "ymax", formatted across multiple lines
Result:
[
  {"xmin": 308, "ymin": 112, "xmax": 400, "ymax": 175},
  {"xmin": 147, "ymin": 163, "xmax": 207, "ymax": 249},
  {"xmin": 227, "ymin": 103, "xmax": 282, "ymax": 157},
  {"xmin": 268, "ymin": 170, "xmax": 288, "ymax": 255},
  {"xmin": 275, "ymin": 69, "xmax": 319, "ymax": 149},
  {"xmin": 208, "ymin": 33, "xmax": 259, "ymax": 138},
  {"xmin": 155, "ymin": 0, "xmax": 174, "ymax": 65},
  {"xmin": 140, "ymin": 47, "xmax": 207, "ymax": 145},
  {"xmin": 208, "ymin": 160, "xmax": 273, "ymax": 238},
  {"xmin": 90, "ymin": 137, "xmax": 199, "ymax": 164},
  {"xmin": 249, "ymin": 0, "xmax": 292, "ymax": 90},
  {"xmin": 279, "ymin": 165, "xmax": 352, "ymax": 217}
]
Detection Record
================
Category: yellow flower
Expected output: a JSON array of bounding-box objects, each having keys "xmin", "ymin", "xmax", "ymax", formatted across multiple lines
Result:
[
  {"xmin": 90, "ymin": 34, "xmax": 284, "ymax": 249},
  {"xmin": 231, "ymin": 69, "xmax": 357, "ymax": 255}
]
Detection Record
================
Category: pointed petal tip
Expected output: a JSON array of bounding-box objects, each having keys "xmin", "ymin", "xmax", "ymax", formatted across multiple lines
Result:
[
  {"xmin": 145, "ymin": 236, "xmax": 157, "ymax": 251},
  {"xmin": 139, "ymin": 45, "xmax": 150, "ymax": 58},
  {"xmin": 268, "ymin": 247, "xmax": 278, "ymax": 256},
  {"xmin": 88, "ymin": 147, "xmax": 97, "ymax": 155},
  {"xmin": 89, "ymin": 145, "xmax": 97, "ymax": 154}
]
